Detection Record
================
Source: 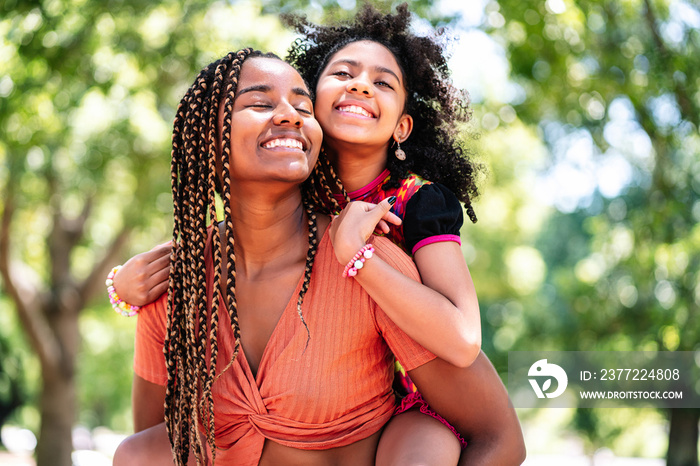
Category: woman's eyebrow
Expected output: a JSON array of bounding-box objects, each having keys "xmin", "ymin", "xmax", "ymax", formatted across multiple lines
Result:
[
  {"xmin": 238, "ymin": 84, "xmax": 271, "ymax": 95},
  {"xmin": 238, "ymin": 85, "xmax": 311, "ymax": 100},
  {"xmin": 293, "ymin": 87, "xmax": 313, "ymax": 100}
]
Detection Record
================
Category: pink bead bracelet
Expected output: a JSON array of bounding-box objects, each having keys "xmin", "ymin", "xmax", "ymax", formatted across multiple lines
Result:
[
  {"xmin": 342, "ymin": 244, "xmax": 375, "ymax": 278},
  {"xmin": 106, "ymin": 265, "xmax": 141, "ymax": 317}
]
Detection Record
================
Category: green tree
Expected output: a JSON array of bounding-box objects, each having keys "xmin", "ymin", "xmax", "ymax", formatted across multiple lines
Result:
[
  {"xmin": 0, "ymin": 0, "xmax": 292, "ymax": 463},
  {"xmin": 1, "ymin": 1, "xmax": 451, "ymax": 463},
  {"xmin": 481, "ymin": 0, "xmax": 700, "ymax": 463}
]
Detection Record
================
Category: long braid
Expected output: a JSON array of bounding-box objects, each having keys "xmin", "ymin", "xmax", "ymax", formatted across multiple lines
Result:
[
  {"xmin": 168, "ymin": 65, "xmax": 217, "ymax": 464},
  {"xmin": 305, "ymin": 149, "xmax": 348, "ymax": 215},
  {"xmin": 200, "ymin": 53, "xmax": 235, "ymax": 460},
  {"xmin": 165, "ymin": 93, "xmax": 187, "ymax": 463},
  {"xmin": 295, "ymin": 193, "xmax": 318, "ymax": 347},
  {"xmin": 219, "ymin": 49, "xmax": 252, "ymax": 368},
  {"xmin": 164, "ymin": 53, "xmax": 243, "ymax": 464}
]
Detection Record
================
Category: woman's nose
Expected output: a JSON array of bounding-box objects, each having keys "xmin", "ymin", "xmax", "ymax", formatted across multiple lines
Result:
[{"xmin": 272, "ymin": 103, "xmax": 303, "ymax": 127}]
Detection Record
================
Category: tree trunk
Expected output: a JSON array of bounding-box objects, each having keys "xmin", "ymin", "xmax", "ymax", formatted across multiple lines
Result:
[
  {"xmin": 34, "ymin": 303, "xmax": 80, "ymax": 466},
  {"xmin": 35, "ymin": 366, "xmax": 75, "ymax": 466},
  {"xmin": 667, "ymin": 408, "xmax": 700, "ymax": 466}
]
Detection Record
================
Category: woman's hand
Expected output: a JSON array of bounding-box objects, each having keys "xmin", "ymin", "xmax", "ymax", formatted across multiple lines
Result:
[
  {"xmin": 112, "ymin": 242, "xmax": 172, "ymax": 307},
  {"xmin": 329, "ymin": 197, "xmax": 400, "ymax": 265}
]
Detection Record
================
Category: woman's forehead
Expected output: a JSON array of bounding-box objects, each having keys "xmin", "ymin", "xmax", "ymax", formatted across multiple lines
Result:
[{"xmin": 238, "ymin": 57, "xmax": 308, "ymax": 92}]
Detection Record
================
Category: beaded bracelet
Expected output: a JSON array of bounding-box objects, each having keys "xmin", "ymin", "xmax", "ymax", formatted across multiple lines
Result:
[
  {"xmin": 106, "ymin": 265, "xmax": 141, "ymax": 317},
  {"xmin": 342, "ymin": 244, "xmax": 375, "ymax": 278}
]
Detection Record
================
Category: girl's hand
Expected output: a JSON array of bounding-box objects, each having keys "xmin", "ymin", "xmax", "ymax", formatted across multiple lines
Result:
[
  {"xmin": 329, "ymin": 197, "xmax": 400, "ymax": 265},
  {"xmin": 112, "ymin": 242, "xmax": 172, "ymax": 307}
]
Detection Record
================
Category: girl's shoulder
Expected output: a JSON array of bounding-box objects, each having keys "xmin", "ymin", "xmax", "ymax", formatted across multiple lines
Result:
[{"xmin": 402, "ymin": 181, "xmax": 464, "ymax": 255}]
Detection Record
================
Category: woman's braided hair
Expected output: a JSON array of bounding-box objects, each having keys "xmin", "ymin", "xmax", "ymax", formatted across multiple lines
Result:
[
  {"xmin": 284, "ymin": 3, "xmax": 482, "ymax": 222},
  {"xmin": 165, "ymin": 49, "xmax": 322, "ymax": 464}
]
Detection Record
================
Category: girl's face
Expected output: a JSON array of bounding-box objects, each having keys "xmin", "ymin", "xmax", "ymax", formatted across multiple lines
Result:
[
  {"xmin": 227, "ymin": 57, "xmax": 322, "ymax": 185},
  {"xmin": 314, "ymin": 40, "xmax": 413, "ymax": 155}
]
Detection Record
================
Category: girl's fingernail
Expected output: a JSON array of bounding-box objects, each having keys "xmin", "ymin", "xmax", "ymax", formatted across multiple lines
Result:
[{"xmin": 387, "ymin": 196, "xmax": 397, "ymax": 205}]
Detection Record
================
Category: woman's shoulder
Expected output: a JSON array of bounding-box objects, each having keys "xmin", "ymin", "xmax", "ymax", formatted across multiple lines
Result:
[{"xmin": 315, "ymin": 214, "xmax": 332, "ymax": 239}]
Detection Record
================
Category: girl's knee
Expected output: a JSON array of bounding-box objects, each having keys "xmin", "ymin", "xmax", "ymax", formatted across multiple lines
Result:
[
  {"xmin": 113, "ymin": 435, "xmax": 140, "ymax": 466},
  {"xmin": 376, "ymin": 410, "xmax": 461, "ymax": 466},
  {"xmin": 112, "ymin": 424, "xmax": 174, "ymax": 466}
]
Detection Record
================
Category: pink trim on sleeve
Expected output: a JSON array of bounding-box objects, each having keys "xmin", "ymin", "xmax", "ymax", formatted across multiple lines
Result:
[{"xmin": 411, "ymin": 234, "xmax": 461, "ymax": 255}]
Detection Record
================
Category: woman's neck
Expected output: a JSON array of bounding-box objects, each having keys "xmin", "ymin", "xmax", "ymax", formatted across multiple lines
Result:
[
  {"xmin": 226, "ymin": 187, "xmax": 308, "ymax": 279},
  {"xmin": 325, "ymin": 144, "xmax": 389, "ymax": 192}
]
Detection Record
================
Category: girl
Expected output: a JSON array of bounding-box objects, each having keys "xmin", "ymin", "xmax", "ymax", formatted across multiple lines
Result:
[{"xmin": 111, "ymin": 5, "xmax": 525, "ymax": 465}]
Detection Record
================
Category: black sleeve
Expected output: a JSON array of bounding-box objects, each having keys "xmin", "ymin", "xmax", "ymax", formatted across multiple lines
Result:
[{"xmin": 403, "ymin": 183, "xmax": 464, "ymax": 254}]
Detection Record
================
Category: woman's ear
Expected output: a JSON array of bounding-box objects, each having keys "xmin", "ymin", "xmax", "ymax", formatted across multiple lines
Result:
[{"xmin": 394, "ymin": 113, "xmax": 414, "ymax": 143}]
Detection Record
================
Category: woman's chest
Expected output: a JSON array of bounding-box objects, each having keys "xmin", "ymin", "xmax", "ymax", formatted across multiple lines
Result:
[{"xmin": 211, "ymin": 282, "xmax": 395, "ymax": 423}]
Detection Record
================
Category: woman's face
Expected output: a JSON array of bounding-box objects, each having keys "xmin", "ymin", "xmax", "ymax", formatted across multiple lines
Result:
[
  {"xmin": 314, "ymin": 40, "xmax": 412, "ymax": 154},
  {"xmin": 227, "ymin": 57, "xmax": 322, "ymax": 185}
]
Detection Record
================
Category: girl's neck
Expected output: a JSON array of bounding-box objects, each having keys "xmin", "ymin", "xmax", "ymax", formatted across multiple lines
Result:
[{"xmin": 325, "ymin": 144, "xmax": 389, "ymax": 192}]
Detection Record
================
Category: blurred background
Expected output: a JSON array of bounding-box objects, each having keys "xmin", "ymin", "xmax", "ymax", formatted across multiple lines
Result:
[{"xmin": 0, "ymin": 0, "xmax": 698, "ymax": 465}]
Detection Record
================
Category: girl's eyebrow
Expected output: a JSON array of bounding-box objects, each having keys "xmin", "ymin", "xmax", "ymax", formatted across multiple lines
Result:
[
  {"xmin": 330, "ymin": 58, "xmax": 401, "ymax": 83},
  {"xmin": 238, "ymin": 84, "xmax": 312, "ymax": 100}
]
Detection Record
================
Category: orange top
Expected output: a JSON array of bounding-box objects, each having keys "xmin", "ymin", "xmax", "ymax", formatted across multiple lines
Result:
[{"xmin": 134, "ymin": 227, "xmax": 435, "ymax": 464}]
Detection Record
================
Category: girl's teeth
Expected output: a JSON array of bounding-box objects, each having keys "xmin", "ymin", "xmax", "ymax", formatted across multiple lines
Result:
[{"xmin": 340, "ymin": 105, "xmax": 372, "ymax": 117}]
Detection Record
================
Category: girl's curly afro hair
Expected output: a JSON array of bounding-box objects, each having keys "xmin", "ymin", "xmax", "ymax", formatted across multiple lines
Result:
[{"xmin": 283, "ymin": 2, "xmax": 482, "ymax": 222}]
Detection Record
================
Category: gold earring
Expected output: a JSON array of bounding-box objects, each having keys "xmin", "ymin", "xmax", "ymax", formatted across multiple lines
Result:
[{"xmin": 395, "ymin": 140, "xmax": 406, "ymax": 161}]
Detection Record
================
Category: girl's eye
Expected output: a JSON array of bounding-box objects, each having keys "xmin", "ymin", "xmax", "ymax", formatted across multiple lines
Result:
[
  {"xmin": 296, "ymin": 108, "xmax": 313, "ymax": 115},
  {"xmin": 248, "ymin": 104, "xmax": 272, "ymax": 109},
  {"xmin": 376, "ymin": 81, "xmax": 394, "ymax": 89},
  {"xmin": 332, "ymin": 71, "xmax": 351, "ymax": 78}
]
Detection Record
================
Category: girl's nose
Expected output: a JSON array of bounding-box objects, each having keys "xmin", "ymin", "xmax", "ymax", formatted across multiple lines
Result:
[{"xmin": 347, "ymin": 74, "xmax": 373, "ymax": 97}]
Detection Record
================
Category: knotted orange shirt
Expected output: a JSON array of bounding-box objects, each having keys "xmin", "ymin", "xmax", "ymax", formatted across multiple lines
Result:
[{"xmin": 134, "ymin": 228, "xmax": 435, "ymax": 464}]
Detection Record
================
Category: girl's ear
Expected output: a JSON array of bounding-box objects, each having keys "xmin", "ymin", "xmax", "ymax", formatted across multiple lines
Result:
[{"xmin": 393, "ymin": 113, "xmax": 414, "ymax": 143}]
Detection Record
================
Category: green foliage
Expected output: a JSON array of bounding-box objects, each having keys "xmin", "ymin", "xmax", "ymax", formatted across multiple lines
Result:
[
  {"xmin": 2, "ymin": 0, "xmax": 698, "ymax": 460},
  {"xmin": 471, "ymin": 0, "xmax": 700, "ymax": 458},
  {"xmin": 77, "ymin": 305, "xmax": 136, "ymax": 432},
  {"xmin": 0, "ymin": 0, "xmax": 313, "ymax": 444},
  {"xmin": 488, "ymin": 0, "xmax": 700, "ymax": 356}
]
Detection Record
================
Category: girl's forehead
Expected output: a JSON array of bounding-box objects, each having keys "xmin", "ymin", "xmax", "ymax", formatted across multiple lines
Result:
[
  {"xmin": 331, "ymin": 40, "xmax": 398, "ymax": 64},
  {"xmin": 326, "ymin": 40, "xmax": 404, "ymax": 80}
]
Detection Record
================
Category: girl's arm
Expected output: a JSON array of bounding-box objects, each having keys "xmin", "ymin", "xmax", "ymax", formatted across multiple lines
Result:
[
  {"xmin": 408, "ymin": 352, "xmax": 527, "ymax": 465},
  {"xmin": 330, "ymin": 199, "xmax": 481, "ymax": 368},
  {"xmin": 112, "ymin": 242, "xmax": 172, "ymax": 307}
]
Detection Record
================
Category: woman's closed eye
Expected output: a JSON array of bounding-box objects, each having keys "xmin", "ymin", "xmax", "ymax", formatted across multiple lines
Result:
[{"xmin": 247, "ymin": 103, "xmax": 272, "ymax": 109}]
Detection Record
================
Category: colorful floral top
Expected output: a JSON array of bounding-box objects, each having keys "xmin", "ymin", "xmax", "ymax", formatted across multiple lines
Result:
[{"xmin": 334, "ymin": 169, "xmax": 463, "ymax": 255}]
